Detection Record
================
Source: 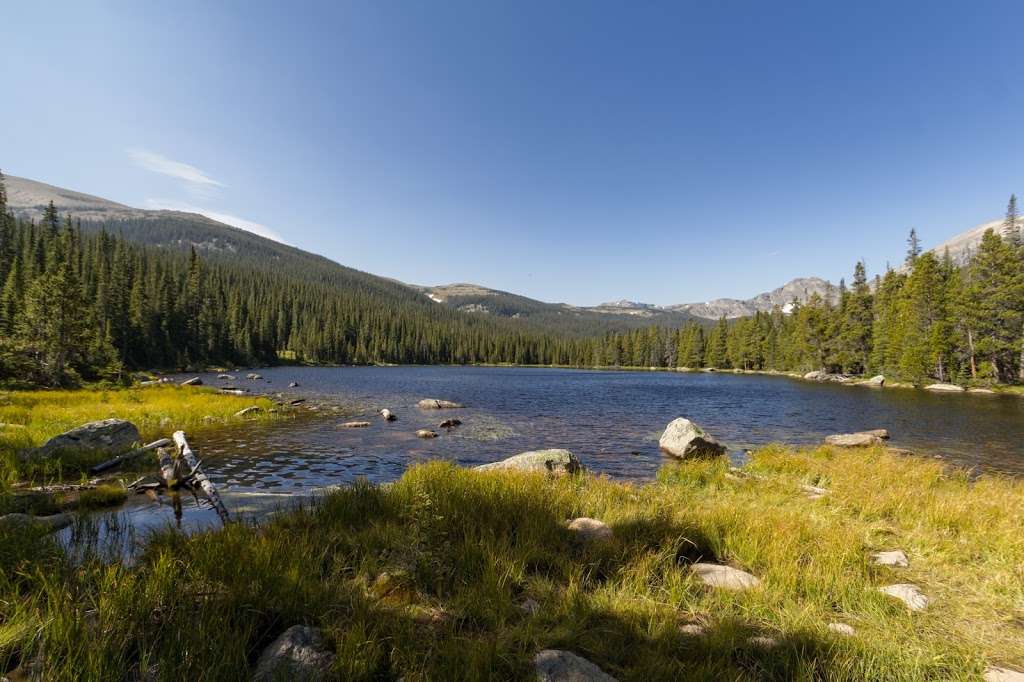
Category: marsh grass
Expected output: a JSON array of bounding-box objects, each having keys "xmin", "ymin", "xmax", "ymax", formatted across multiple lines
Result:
[
  {"xmin": 1, "ymin": 447, "xmax": 1022, "ymax": 680},
  {"xmin": 0, "ymin": 386, "xmax": 278, "ymax": 485}
]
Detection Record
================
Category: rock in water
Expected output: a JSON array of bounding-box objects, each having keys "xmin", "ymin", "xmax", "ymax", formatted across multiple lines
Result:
[
  {"xmin": 289, "ymin": 381, "xmax": 299, "ymax": 388},
  {"xmin": 658, "ymin": 418, "xmax": 726, "ymax": 458},
  {"xmin": 691, "ymin": 563, "xmax": 761, "ymax": 591},
  {"xmin": 533, "ymin": 649, "xmax": 618, "ymax": 682},
  {"xmin": 28, "ymin": 419, "xmax": 140, "ymax": 461},
  {"xmin": 341, "ymin": 421, "xmax": 371, "ymax": 428},
  {"xmin": 439, "ymin": 418, "xmax": 462, "ymax": 428},
  {"xmin": 474, "ymin": 449, "xmax": 583, "ymax": 475},
  {"xmin": 878, "ymin": 583, "xmax": 928, "ymax": 611},
  {"xmin": 924, "ymin": 383, "xmax": 965, "ymax": 392},
  {"xmin": 863, "ymin": 375, "xmax": 885, "ymax": 387},
  {"xmin": 567, "ymin": 517, "xmax": 613, "ymax": 541},
  {"xmin": 252, "ymin": 625, "xmax": 335, "ymax": 682},
  {"xmin": 379, "ymin": 409, "xmax": 396, "ymax": 421},
  {"xmin": 417, "ymin": 399, "xmax": 464, "ymax": 409},
  {"xmin": 180, "ymin": 377, "xmax": 203, "ymax": 386},
  {"xmin": 824, "ymin": 432, "xmax": 883, "ymax": 448},
  {"xmin": 416, "ymin": 429, "xmax": 438, "ymax": 439}
]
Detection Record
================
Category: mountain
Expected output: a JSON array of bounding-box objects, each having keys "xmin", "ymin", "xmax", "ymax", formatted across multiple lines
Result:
[
  {"xmin": 925, "ymin": 216, "xmax": 1013, "ymax": 265},
  {"xmin": 666, "ymin": 277, "xmax": 838, "ymax": 319}
]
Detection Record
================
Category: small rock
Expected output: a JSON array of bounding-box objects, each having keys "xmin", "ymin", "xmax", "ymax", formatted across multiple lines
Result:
[
  {"xmin": 824, "ymin": 432, "xmax": 883, "ymax": 448},
  {"xmin": 417, "ymin": 398, "xmax": 464, "ymax": 409},
  {"xmin": 801, "ymin": 484, "xmax": 829, "ymax": 499},
  {"xmin": 370, "ymin": 570, "xmax": 415, "ymax": 601},
  {"xmin": 862, "ymin": 375, "xmax": 885, "ymax": 387},
  {"xmin": 180, "ymin": 377, "xmax": 203, "ymax": 386},
  {"xmin": 748, "ymin": 635, "xmax": 778, "ymax": 649},
  {"xmin": 289, "ymin": 382, "xmax": 299, "ymax": 388},
  {"xmin": 969, "ymin": 388, "xmax": 997, "ymax": 395},
  {"xmin": 475, "ymin": 449, "xmax": 583, "ymax": 475},
  {"xmin": 985, "ymin": 667, "xmax": 1024, "ymax": 681},
  {"xmin": 923, "ymin": 383, "xmax": 965, "ymax": 393},
  {"xmin": 691, "ymin": 563, "xmax": 761, "ymax": 591},
  {"xmin": 518, "ymin": 598, "xmax": 541, "ymax": 615},
  {"xmin": 567, "ymin": 517, "xmax": 613, "ymax": 542},
  {"xmin": 380, "ymin": 409, "xmax": 396, "ymax": 421},
  {"xmin": 252, "ymin": 625, "xmax": 335, "ymax": 682},
  {"xmin": 235, "ymin": 406, "xmax": 261, "ymax": 418},
  {"xmin": 533, "ymin": 650, "xmax": 618, "ymax": 682},
  {"xmin": 217, "ymin": 374, "xmax": 235, "ymax": 380},
  {"xmin": 416, "ymin": 429, "xmax": 438, "ymax": 439},
  {"xmin": 878, "ymin": 583, "xmax": 928, "ymax": 611},
  {"xmin": 827, "ymin": 622, "xmax": 855, "ymax": 636},
  {"xmin": 246, "ymin": 373, "xmax": 263, "ymax": 380},
  {"xmin": 341, "ymin": 421, "xmax": 371, "ymax": 428},
  {"xmin": 872, "ymin": 550, "xmax": 909, "ymax": 567},
  {"xmin": 658, "ymin": 418, "xmax": 726, "ymax": 458},
  {"xmin": 678, "ymin": 622, "xmax": 706, "ymax": 636},
  {"xmin": 439, "ymin": 418, "xmax": 462, "ymax": 428}
]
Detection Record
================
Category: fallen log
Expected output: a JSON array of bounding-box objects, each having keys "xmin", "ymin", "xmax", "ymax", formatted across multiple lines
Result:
[
  {"xmin": 89, "ymin": 438, "xmax": 173, "ymax": 475},
  {"xmin": 172, "ymin": 431, "xmax": 229, "ymax": 523}
]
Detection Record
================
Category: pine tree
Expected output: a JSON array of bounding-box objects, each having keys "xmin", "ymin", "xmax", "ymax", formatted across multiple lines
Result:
[
  {"xmin": 1004, "ymin": 194, "xmax": 1020, "ymax": 247},
  {"xmin": 906, "ymin": 228, "xmax": 922, "ymax": 266}
]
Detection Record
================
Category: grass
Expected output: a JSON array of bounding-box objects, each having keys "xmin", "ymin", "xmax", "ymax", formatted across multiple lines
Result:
[
  {"xmin": 0, "ymin": 386, "xmax": 279, "ymax": 486},
  {"xmin": 1, "ymin": 445, "xmax": 1022, "ymax": 680}
]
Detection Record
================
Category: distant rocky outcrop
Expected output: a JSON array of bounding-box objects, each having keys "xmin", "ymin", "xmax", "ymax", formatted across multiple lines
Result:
[
  {"xmin": 27, "ymin": 419, "xmax": 140, "ymax": 461},
  {"xmin": 659, "ymin": 418, "xmax": 726, "ymax": 458}
]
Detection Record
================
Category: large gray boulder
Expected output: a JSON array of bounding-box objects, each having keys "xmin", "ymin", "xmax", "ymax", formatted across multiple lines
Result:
[
  {"xmin": 474, "ymin": 449, "xmax": 583, "ymax": 475},
  {"xmin": 658, "ymin": 418, "xmax": 726, "ymax": 458},
  {"xmin": 824, "ymin": 432, "xmax": 884, "ymax": 448},
  {"xmin": 27, "ymin": 419, "xmax": 140, "ymax": 461},
  {"xmin": 252, "ymin": 625, "xmax": 335, "ymax": 681},
  {"xmin": 533, "ymin": 649, "xmax": 618, "ymax": 682}
]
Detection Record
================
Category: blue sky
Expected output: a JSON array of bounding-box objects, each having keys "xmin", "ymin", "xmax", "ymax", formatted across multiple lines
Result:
[{"xmin": 2, "ymin": 1, "xmax": 1023, "ymax": 305}]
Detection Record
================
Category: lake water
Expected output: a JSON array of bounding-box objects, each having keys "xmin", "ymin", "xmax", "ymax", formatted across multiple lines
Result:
[{"xmin": 85, "ymin": 366, "xmax": 1024, "ymax": 544}]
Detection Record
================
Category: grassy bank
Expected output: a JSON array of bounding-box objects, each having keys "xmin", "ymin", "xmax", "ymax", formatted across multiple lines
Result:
[
  {"xmin": 0, "ymin": 386, "xmax": 277, "ymax": 485},
  {"xmin": 2, "ymin": 446, "xmax": 1021, "ymax": 680}
]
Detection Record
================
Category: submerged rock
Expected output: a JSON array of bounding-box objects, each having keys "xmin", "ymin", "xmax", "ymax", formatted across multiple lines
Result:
[
  {"xmin": 533, "ymin": 649, "xmax": 618, "ymax": 682},
  {"xmin": 341, "ymin": 421, "xmax": 371, "ymax": 428},
  {"xmin": 878, "ymin": 583, "xmax": 928, "ymax": 611},
  {"xmin": 567, "ymin": 517, "xmax": 613, "ymax": 541},
  {"xmin": 417, "ymin": 398, "xmax": 464, "ymax": 409},
  {"xmin": 824, "ymin": 432, "xmax": 884, "ymax": 448},
  {"xmin": 924, "ymin": 383, "xmax": 965, "ymax": 393},
  {"xmin": 474, "ymin": 449, "xmax": 582, "ymax": 475},
  {"xmin": 252, "ymin": 625, "xmax": 335, "ymax": 682},
  {"xmin": 28, "ymin": 419, "xmax": 140, "ymax": 461},
  {"xmin": 658, "ymin": 418, "xmax": 726, "ymax": 458},
  {"xmin": 691, "ymin": 563, "xmax": 761, "ymax": 591}
]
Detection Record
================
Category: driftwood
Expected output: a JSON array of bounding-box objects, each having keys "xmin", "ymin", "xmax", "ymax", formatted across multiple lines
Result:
[
  {"xmin": 89, "ymin": 438, "xmax": 173, "ymax": 475},
  {"xmin": 173, "ymin": 431, "xmax": 229, "ymax": 522}
]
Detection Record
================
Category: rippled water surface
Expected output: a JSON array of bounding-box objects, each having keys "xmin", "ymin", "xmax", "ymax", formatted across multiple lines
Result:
[{"xmin": 88, "ymin": 366, "xmax": 1024, "ymax": 541}]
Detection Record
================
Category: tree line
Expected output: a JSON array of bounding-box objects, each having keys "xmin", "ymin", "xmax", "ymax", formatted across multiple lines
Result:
[{"xmin": 1, "ymin": 168, "xmax": 1021, "ymax": 388}]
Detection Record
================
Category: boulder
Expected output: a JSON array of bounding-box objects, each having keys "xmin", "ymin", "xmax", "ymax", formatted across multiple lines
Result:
[
  {"xmin": 417, "ymin": 398, "xmax": 464, "ymax": 409},
  {"xmin": 567, "ymin": 517, "xmax": 613, "ymax": 542},
  {"xmin": 804, "ymin": 370, "xmax": 825, "ymax": 380},
  {"xmin": 862, "ymin": 429, "xmax": 890, "ymax": 439},
  {"xmin": 878, "ymin": 583, "xmax": 928, "ymax": 611},
  {"xmin": 824, "ymin": 432, "xmax": 884, "ymax": 448},
  {"xmin": 341, "ymin": 421, "xmax": 370, "ymax": 428},
  {"xmin": 252, "ymin": 625, "xmax": 335, "ymax": 682},
  {"xmin": 658, "ymin": 418, "xmax": 726, "ymax": 458},
  {"xmin": 439, "ymin": 418, "xmax": 462, "ymax": 428},
  {"xmin": 924, "ymin": 383, "xmax": 965, "ymax": 393},
  {"xmin": 985, "ymin": 668, "xmax": 1024, "ymax": 682},
  {"xmin": 379, "ymin": 409, "xmax": 396, "ymax": 421},
  {"xmin": 180, "ymin": 377, "xmax": 203, "ymax": 386},
  {"xmin": 863, "ymin": 375, "xmax": 885, "ymax": 387},
  {"xmin": 217, "ymin": 374, "xmax": 235, "ymax": 380},
  {"xmin": 29, "ymin": 419, "xmax": 140, "ymax": 461},
  {"xmin": 872, "ymin": 550, "xmax": 909, "ymax": 567},
  {"xmin": 235, "ymin": 406, "xmax": 261, "ymax": 418},
  {"xmin": 416, "ymin": 429, "xmax": 438, "ymax": 439},
  {"xmin": 474, "ymin": 449, "xmax": 583, "ymax": 475},
  {"xmin": 533, "ymin": 650, "xmax": 618, "ymax": 682},
  {"xmin": 0, "ymin": 512, "xmax": 73, "ymax": 533},
  {"xmin": 289, "ymin": 382, "xmax": 300, "ymax": 388},
  {"xmin": 247, "ymin": 373, "xmax": 263, "ymax": 380},
  {"xmin": 691, "ymin": 563, "xmax": 761, "ymax": 591}
]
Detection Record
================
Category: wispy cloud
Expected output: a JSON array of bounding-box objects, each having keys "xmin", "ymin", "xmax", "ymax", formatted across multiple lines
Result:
[
  {"xmin": 128, "ymin": 148, "xmax": 224, "ymax": 187},
  {"xmin": 143, "ymin": 199, "xmax": 286, "ymax": 244}
]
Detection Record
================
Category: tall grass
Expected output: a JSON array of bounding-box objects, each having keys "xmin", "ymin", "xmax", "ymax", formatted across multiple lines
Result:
[{"xmin": 1, "ymin": 446, "xmax": 1021, "ymax": 680}]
